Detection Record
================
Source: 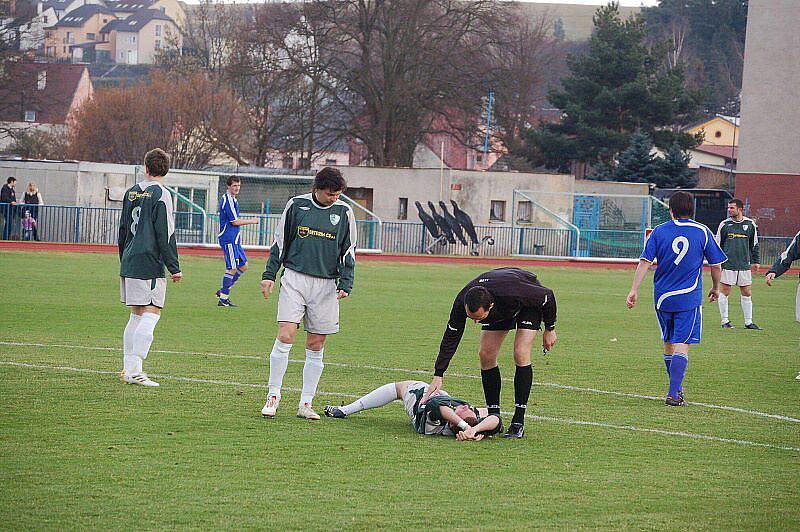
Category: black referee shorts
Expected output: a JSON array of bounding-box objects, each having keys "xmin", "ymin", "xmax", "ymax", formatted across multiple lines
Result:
[{"xmin": 481, "ymin": 309, "xmax": 540, "ymax": 331}]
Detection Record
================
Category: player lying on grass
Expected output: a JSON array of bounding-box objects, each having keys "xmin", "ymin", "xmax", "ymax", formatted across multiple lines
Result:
[{"xmin": 324, "ymin": 380, "xmax": 503, "ymax": 441}]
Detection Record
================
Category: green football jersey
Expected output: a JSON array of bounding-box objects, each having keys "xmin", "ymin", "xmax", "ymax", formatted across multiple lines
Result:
[
  {"xmin": 715, "ymin": 217, "xmax": 760, "ymax": 271},
  {"xmin": 768, "ymin": 230, "xmax": 800, "ymax": 278},
  {"xmin": 263, "ymin": 193, "xmax": 357, "ymax": 293},
  {"xmin": 118, "ymin": 181, "xmax": 180, "ymax": 280}
]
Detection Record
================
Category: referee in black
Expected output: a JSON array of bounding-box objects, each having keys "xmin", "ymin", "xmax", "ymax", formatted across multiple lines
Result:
[{"xmin": 421, "ymin": 267, "xmax": 557, "ymax": 438}]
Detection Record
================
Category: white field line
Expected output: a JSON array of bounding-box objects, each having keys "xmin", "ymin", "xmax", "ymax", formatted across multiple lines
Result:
[
  {"xmin": 0, "ymin": 361, "xmax": 359, "ymax": 398},
  {"xmin": 1, "ymin": 340, "xmax": 799, "ymax": 424},
  {"xmin": 0, "ymin": 360, "xmax": 797, "ymax": 454}
]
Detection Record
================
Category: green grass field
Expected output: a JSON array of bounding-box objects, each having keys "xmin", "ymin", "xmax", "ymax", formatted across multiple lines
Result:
[{"xmin": 1, "ymin": 250, "xmax": 798, "ymax": 529}]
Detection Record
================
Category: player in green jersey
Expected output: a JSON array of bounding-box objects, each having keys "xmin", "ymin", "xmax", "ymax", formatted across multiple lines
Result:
[
  {"xmin": 324, "ymin": 380, "xmax": 503, "ymax": 440},
  {"xmin": 715, "ymin": 199, "xmax": 761, "ymax": 329},
  {"xmin": 118, "ymin": 148, "xmax": 182, "ymax": 387},
  {"xmin": 260, "ymin": 167, "xmax": 357, "ymax": 420}
]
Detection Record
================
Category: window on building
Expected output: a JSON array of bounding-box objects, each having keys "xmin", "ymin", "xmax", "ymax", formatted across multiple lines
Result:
[
  {"xmin": 516, "ymin": 200, "xmax": 532, "ymax": 223},
  {"xmin": 129, "ymin": 35, "xmax": 136, "ymax": 44},
  {"xmin": 155, "ymin": 24, "xmax": 161, "ymax": 36},
  {"xmin": 155, "ymin": 39, "xmax": 161, "ymax": 50},
  {"xmin": 175, "ymin": 187, "xmax": 208, "ymax": 231},
  {"xmin": 324, "ymin": 158, "xmax": 337, "ymax": 165},
  {"xmin": 24, "ymin": 110, "xmax": 36, "ymax": 122},
  {"xmin": 37, "ymin": 71, "xmax": 46, "ymax": 90},
  {"xmin": 715, "ymin": 130, "xmax": 722, "ymax": 138},
  {"xmin": 490, "ymin": 200, "xmax": 505, "ymax": 222},
  {"xmin": 86, "ymin": 32, "xmax": 95, "ymax": 40},
  {"xmin": 66, "ymin": 31, "xmax": 74, "ymax": 43},
  {"xmin": 398, "ymin": 197, "xmax": 408, "ymax": 220}
]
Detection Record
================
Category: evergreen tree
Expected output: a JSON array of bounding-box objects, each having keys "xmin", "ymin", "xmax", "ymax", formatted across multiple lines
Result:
[
  {"xmin": 612, "ymin": 131, "xmax": 661, "ymax": 184},
  {"xmin": 643, "ymin": 0, "xmax": 748, "ymax": 114},
  {"xmin": 523, "ymin": 3, "xmax": 703, "ymax": 172},
  {"xmin": 658, "ymin": 143, "xmax": 698, "ymax": 188}
]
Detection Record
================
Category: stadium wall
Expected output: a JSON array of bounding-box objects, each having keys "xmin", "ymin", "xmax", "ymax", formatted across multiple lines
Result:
[
  {"xmin": 735, "ymin": 173, "xmax": 800, "ymax": 236},
  {"xmin": 2, "ymin": 159, "xmax": 645, "ymax": 226},
  {"xmin": 734, "ymin": 1, "xmax": 800, "ymax": 236}
]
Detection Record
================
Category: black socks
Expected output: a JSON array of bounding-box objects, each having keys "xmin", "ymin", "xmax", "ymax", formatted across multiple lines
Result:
[
  {"xmin": 512, "ymin": 364, "xmax": 533, "ymax": 425},
  {"xmin": 481, "ymin": 366, "xmax": 502, "ymax": 415}
]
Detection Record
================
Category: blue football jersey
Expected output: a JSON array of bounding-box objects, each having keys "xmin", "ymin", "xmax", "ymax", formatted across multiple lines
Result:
[
  {"xmin": 641, "ymin": 219, "xmax": 727, "ymax": 312},
  {"xmin": 218, "ymin": 192, "xmax": 241, "ymax": 243}
]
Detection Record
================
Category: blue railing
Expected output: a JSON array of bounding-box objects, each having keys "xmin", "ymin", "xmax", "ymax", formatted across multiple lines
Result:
[{"xmin": 1, "ymin": 202, "xmax": 795, "ymax": 263}]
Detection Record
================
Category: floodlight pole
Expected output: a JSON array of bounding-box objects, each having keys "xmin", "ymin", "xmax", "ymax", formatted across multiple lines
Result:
[{"xmin": 483, "ymin": 91, "xmax": 494, "ymax": 170}]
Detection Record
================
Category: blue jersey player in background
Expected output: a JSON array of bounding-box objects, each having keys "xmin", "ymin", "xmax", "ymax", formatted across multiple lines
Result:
[
  {"xmin": 627, "ymin": 191, "xmax": 727, "ymax": 406},
  {"xmin": 216, "ymin": 176, "xmax": 259, "ymax": 307}
]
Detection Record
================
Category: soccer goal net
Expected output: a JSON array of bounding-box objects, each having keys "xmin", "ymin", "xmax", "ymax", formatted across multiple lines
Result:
[{"xmin": 512, "ymin": 190, "xmax": 670, "ymax": 259}]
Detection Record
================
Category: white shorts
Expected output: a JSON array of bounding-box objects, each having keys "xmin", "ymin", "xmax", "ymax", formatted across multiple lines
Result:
[
  {"xmin": 277, "ymin": 268, "xmax": 339, "ymax": 335},
  {"xmin": 721, "ymin": 269, "xmax": 752, "ymax": 287},
  {"xmin": 796, "ymin": 283, "xmax": 800, "ymax": 323},
  {"xmin": 120, "ymin": 277, "xmax": 167, "ymax": 308}
]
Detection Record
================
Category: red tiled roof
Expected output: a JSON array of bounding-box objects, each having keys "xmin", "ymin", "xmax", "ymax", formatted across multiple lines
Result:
[
  {"xmin": 0, "ymin": 63, "xmax": 89, "ymax": 124},
  {"xmin": 693, "ymin": 144, "xmax": 738, "ymax": 160}
]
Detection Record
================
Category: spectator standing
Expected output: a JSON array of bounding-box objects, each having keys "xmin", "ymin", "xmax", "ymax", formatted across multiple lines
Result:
[
  {"xmin": 22, "ymin": 182, "xmax": 43, "ymax": 241},
  {"xmin": 0, "ymin": 177, "xmax": 18, "ymax": 239}
]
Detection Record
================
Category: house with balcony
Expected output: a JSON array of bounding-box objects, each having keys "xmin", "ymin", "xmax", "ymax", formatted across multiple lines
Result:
[
  {"xmin": 100, "ymin": 8, "xmax": 179, "ymax": 65},
  {"xmin": 44, "ymin": 4, "xmax": 116, "ymax": 61}
]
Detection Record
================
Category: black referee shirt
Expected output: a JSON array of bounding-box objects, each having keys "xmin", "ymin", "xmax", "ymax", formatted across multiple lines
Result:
[{"xmin": 434, "ymin": 267, "xmax": 557, "ymax": 376}]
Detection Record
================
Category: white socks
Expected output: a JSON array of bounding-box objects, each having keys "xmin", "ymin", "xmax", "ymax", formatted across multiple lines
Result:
[
  {"xmin": 132, "ymin": 312, "xmax": 160, "ymax": 373},
  {"xmin": 300, "ymin": 348, "xmax": 324, "ymax": 406},
  {"xmin": 741, "ymin": 296, "xmax": 753, "ymax": 325},
  {"xmin": 123, "ymin": 313, "xmax": 142, "ymax": 374},
  {"xmin": 718, "ymin": 293, "xmax": 729, "ymax": 323},
  {"xmin": 340, "ymin": 383, "xmax": 398, "ymax": 416},
  {"xmin": 268, "ymin": 339, "xmax": 292, "ymax": 398},
  {"xmin": 719, "ymin": 293, "xmax": 755, "ymax": 325}
]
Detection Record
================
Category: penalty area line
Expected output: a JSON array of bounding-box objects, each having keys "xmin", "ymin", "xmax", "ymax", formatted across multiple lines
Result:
[
  {"xmin": 1, "ymin": 340, "xmax": 799, "ymax": 424},
  {"xmin": 0, "ymin": 359, "xmax": 798, "ymax": 453}
]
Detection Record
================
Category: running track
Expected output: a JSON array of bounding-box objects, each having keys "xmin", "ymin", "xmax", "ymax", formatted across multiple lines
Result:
[{"xmin": 7, "ymin": 241, "xmax": 794, "ymax": 272}]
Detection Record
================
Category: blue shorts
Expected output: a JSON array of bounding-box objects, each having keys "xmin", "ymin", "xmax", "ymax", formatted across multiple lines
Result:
[
  {"xmin": 656, "ymin": 307, "xmax": 702, "ymax": 345},
  {"xmin": 219, "ymin": 240, "xmax": 247, "ymax": 270}
]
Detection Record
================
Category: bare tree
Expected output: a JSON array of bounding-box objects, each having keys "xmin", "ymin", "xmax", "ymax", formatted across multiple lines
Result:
[
  {"xmin": 69, "ymin": 73, "xmax": 247, "ymax": 169},
  {"xmin": 484, "ymin": 13, "xmax": 564, "ymax": 158},
  {"xmin": 254, "ymin": 2, "xmax": 344, "ymax": 169},
  {"xmin": 296, "ymin": 0, "xmax": 508, "ymax": 167},
  {"xmin": 156, "ymin": 0, "xmax": 237, "ymax": 75}
]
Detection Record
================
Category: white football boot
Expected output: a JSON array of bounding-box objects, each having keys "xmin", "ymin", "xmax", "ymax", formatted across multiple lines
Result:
[
  {"xmin": 261, "ymin": 394, "xmax": 280, "ymax": 417},
  {"xmin": 121, "ymin": 371, "xmax": 160, "ymax": 387},
  {"xmin": 296, "ymin": 402, "xmax": 320, "ymax": 420}
]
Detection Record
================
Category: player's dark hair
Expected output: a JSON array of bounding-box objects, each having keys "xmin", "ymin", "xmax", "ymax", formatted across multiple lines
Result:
[
  {"xmin": 465, "ymin": 286, "xmax": 493, "ymax": 314},
  {"xmin": 144, "ymin": 148, "xmax": 170, "ymax": 178},
  {"xmin": 6, "ymin": 176, "xmax": 16, "ymax": 184},
  {"xmin": 669, "ymin": 191, "xmax": 694, "ymax": 219},
  {"xmin": 226, "ymin": 175, "xmax": 241, "ymax": 186},
  {"xmin": 729, "ymin": 198, "xmax": 744, "ymax": 210},
  {"xmin": 313, "ymin": 167, "xmax": 346, "ymax": 192}
]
